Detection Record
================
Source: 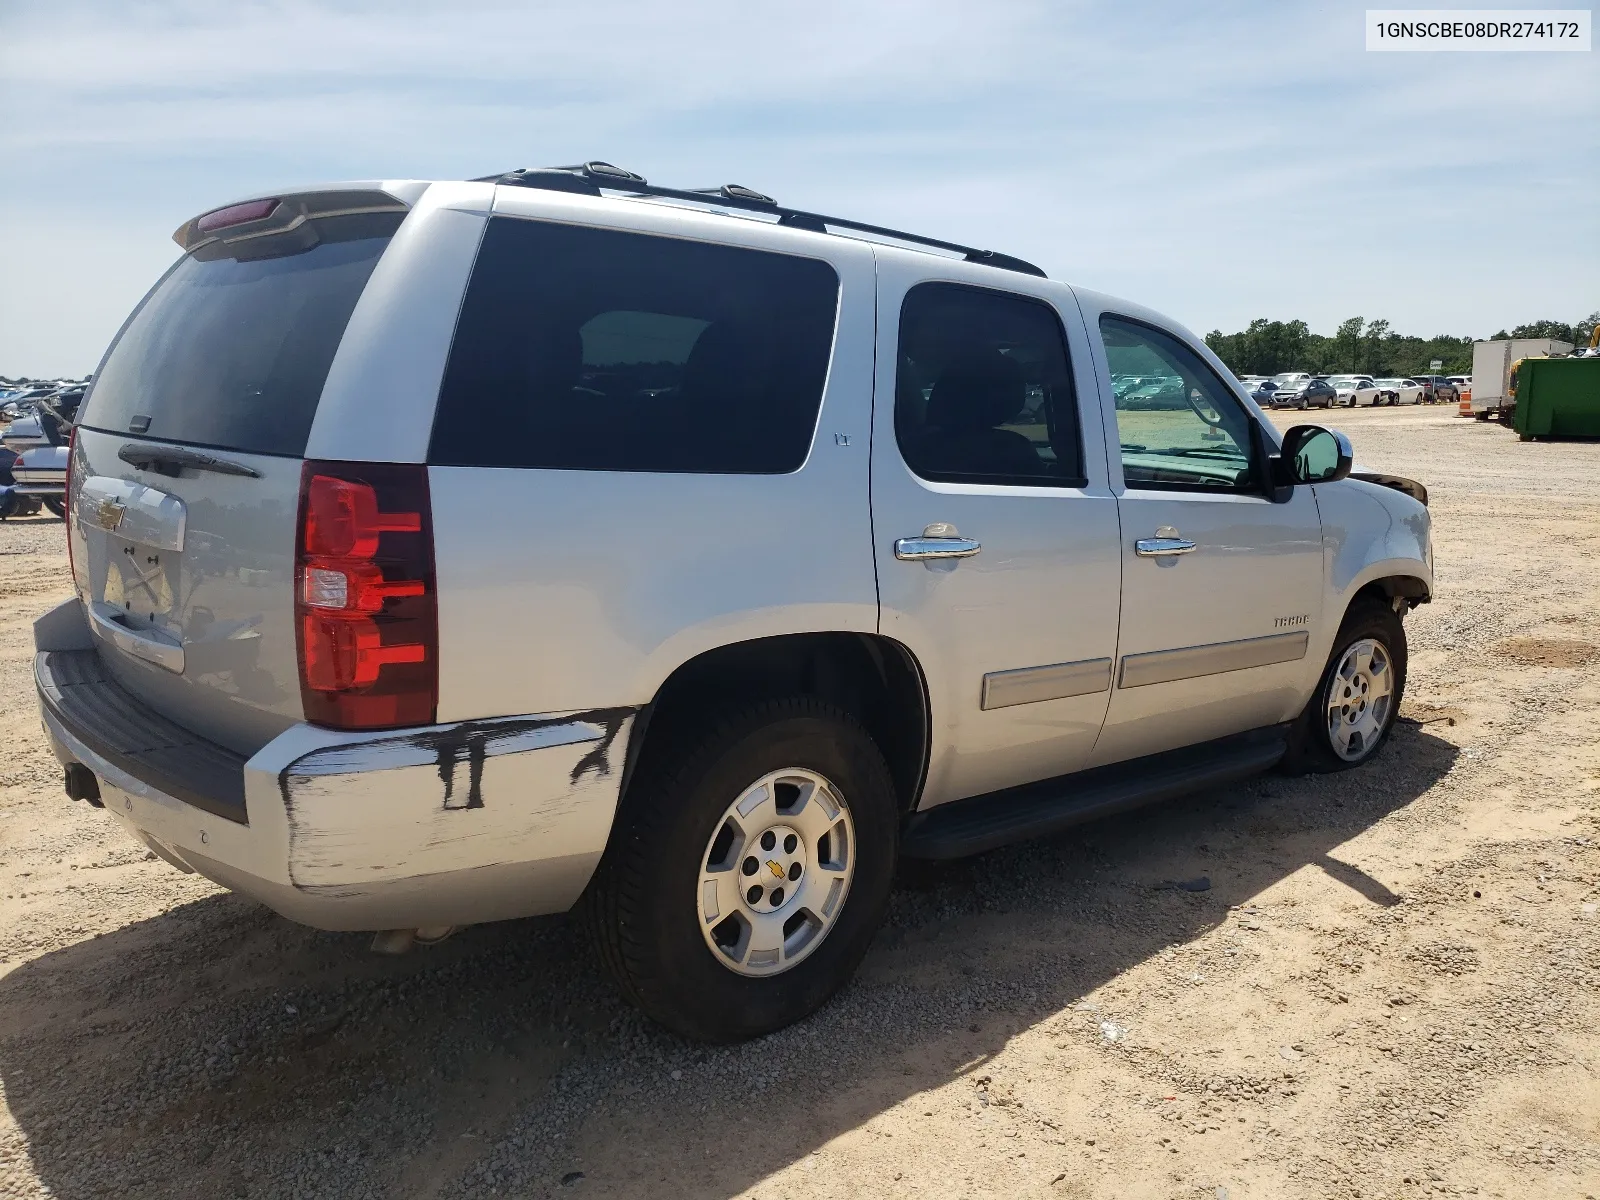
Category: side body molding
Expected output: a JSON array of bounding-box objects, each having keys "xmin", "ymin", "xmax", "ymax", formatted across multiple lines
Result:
[
  {"xmin": 1118, "ymin": 631, "xmax": 1310, "ymax": 689},
  {"xmin": 980, "ymin": 658, "xmax": 1113, "ymax": 710}
]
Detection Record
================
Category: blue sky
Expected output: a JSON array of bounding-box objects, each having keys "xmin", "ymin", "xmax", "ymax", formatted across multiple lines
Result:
[{"xmin": 1, "ymin": 0, "xmax": 1595, "ymax": 376}]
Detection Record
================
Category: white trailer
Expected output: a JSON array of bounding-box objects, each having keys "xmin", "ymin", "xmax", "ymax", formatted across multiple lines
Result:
[{"xmin": 1470, "ymin": 338, "xmax": 1574, "ymax": 418}]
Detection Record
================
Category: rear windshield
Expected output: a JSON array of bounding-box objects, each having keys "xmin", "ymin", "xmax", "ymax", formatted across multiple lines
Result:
[
  {"xmin": 429, "ymin": 217, "xmax": 840, "ymax": 474},
  {"xmin": 80, "ymin": 211, "xmax": 404, "ymax": 457}
]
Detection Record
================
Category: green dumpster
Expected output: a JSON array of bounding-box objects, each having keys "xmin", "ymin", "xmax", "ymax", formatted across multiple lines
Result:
[{"xmin": 1511, "ymin": 357, "xmax": 1600, "ymax": 440}]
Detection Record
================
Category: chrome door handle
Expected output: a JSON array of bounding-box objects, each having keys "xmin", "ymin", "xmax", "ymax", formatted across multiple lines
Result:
[
  {"xmin": 895, "ymin": 536, "xmax": 982, "ymax": 560},
  {"xmin": 1135, "ymin": 536, "xmax": 1196, "ymax": 557},
  {"xmin": 895, "ymin": 523, "xmax": 981, "ymax": 561}
]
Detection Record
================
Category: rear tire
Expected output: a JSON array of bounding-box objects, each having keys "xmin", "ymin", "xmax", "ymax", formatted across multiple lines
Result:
[
  {"xmin": 43, "ymin": 497, "xmax": 65, "ymax": 518},
  {"xmin": 584, "ymin": 697, "xmax": 898, "ymax": 1042},
  {"xmin": 1281, "ymin": 599, "xmax": 1407, "ymax": 774}
]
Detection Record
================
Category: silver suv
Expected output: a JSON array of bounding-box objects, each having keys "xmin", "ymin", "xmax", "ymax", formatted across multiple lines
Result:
[{"xmin": 37, "ymin": 163, "xmax": 1433, "ymax": 1042}]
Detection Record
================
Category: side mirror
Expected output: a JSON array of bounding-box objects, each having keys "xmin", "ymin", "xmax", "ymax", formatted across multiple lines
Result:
[{"xmin": 1271, "ymin": 424, "xmax": 1353, "ymax": 492}]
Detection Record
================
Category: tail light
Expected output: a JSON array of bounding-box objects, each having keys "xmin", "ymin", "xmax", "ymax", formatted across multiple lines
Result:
[
  {"xmin": 295, "ymin": 461, "xmax": 437, "ymax": 729},
  {"xmin": 65, "ymin": 427, "xmax": 77, "ymax": 584}
]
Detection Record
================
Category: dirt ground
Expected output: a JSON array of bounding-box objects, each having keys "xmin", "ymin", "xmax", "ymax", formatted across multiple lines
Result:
[{"xmin": 1, "ymin": 404, "xmax": 1597, "ymax": 1199}]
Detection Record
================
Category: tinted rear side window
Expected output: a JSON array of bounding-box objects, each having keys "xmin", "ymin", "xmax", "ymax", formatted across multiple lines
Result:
[
  {"xmin": 80, "ymin": 212, "xmax": 403, "ymax": 457},
  {"xmin": 895, "ymin": 282, "xmax": 1083, "ymax": 486},
  {"xmin": 429, "ymin": 217, "xmax": 841, "ymax": 473}
]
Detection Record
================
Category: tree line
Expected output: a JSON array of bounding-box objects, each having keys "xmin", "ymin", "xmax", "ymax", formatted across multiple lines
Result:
[{"xmin": 1203, "ymin": 312, "xmax": 1599, "ymax": 377}]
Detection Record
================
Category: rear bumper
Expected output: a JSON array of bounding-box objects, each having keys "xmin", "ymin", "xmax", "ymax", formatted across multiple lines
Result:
[
  {"xmin": 35, "ymin": 599, "xmax": 636, "ymax": 931},
  {"xmin": 14, "ymin": 478, "xmax": 64, "ymax": 496}
]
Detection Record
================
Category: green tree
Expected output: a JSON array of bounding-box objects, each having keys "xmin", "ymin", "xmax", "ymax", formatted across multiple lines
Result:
[
  {"xmin": 1332, "ymin": 317, "xmax": 1364, "ymax": 373},
  {"xmin": 1203, "ymin": 313, "xmax": 1591, "ymax": 378},
  {"xmin": 1361, "ymin": 319, "xmax": 1391, "ymax": 374},
  {"xmin": 1508, "ymin": 319, "xmax": 1578, "ymax": 343}
]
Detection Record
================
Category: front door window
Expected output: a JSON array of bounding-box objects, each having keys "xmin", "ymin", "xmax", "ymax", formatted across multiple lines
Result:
[{"xmin": 1103, "ymin": 316, "xmax": 1259, "ymax": 492}]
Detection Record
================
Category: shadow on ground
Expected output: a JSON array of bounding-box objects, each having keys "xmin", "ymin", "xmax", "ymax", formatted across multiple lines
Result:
[{"xmin": 0, "ymin": 723, "xmax": 1458, "ymax": 1198}]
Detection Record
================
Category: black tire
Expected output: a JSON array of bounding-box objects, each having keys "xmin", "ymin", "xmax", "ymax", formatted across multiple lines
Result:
[
  {"xmin": 1281, "ymin": 599, "xmax": 1407, "ymax": 774},
  {"xmin": 583, "ymin": 697, "xmax": 898, "ymax": 1042},
  {"xmin": 42, "ymin": 497, "xmax": 65, "ymax": 518}
]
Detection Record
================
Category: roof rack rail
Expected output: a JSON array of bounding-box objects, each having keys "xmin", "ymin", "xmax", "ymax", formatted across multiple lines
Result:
[{"xmin": 470, "ymin": 161, "xmax": 1046, "ymax": 278}]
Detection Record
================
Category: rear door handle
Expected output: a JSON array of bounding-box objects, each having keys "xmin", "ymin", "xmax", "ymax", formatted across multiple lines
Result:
[
  {"xmin": 1135, "ymin": 536, "xmax": 1196, "ymax": 557},
  {"xmin": 895, "ymin": 536, "xmax": 982, "ymax": 560},
  {"xmin": 895, "ymin": 522, "xmax": 981, "ymax": 560}
]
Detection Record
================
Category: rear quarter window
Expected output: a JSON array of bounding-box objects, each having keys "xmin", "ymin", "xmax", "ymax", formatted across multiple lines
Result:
[
  {"xmin": 428, "ymin": 217, "xmax": 841, "ymax": 473},
  {"xmin": 80, "ymin": 212, "xmax": 403, "ymax": 457}
]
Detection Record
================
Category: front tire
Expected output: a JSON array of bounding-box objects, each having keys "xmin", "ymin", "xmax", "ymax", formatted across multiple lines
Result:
[
  {"xmin": 584, "ymin": 698, "xmax": 898, "ymax": 1042},
  {"xmin": 1281, "ymin": 599, "xmax": 1407, "ymax": 773}
]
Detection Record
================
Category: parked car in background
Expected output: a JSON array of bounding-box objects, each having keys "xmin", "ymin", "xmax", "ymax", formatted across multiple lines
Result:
[
  {"xmin": 1, "ymin": 387, "xmax": 55, "ymax": 422},
  {"xmin": 4, "ymin": 385, "xmax": 84, "ymax": 451},
  {"xmin": 3, "ymin": 413, "xmax": 47, "ymax": 454},
  {"xmin": 1328, "ymin": 376, "xmax": 1381, "ymax": 407},
  {"xmin": 1271, "ymin": 377, "xmax": 1338, "ymax": 409},
  {"xmin": 1414, "ymin": 375, "xmax": 1458, "ymax": 404},
  {"xmin": 1246, "ymin": 381, "xmax": 1279, "ymax": 407},
  {"xmin": 34, "ymin": 386, "xmax": 84, "ymax": 444},
  {"xmin": 0, "ymin": 446, "xmax": 46, "ymax": 519},
  {"xmin": 13, "ymin": 444, "xmax": 67, "ymax": 516},
  {"xmin": 1271, "ymin": 372, "xmax": 1312, "ymax": 393},
  {"xmin": 1114, "ymin": 374, "xmax": 1188, "ymax": 410},
  {"xmin": 1374, "ymin": 378, "xmax": 1423, "ymax": 405}
]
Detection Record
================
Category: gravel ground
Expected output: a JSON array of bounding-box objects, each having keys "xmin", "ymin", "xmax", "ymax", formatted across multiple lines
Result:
[{"xmin": 1, "ymin": 405, "xmax": 1598, "ymax": 1199}]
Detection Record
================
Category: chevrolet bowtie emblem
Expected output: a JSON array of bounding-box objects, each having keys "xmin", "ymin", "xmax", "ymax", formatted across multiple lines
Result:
[
  {"xmin": 93, "ymin": 497, "xmax": 127, "ymax": 532},
  {"xmin": 766, "ymin": 860, "xmax": 784, "ymax": 879}
]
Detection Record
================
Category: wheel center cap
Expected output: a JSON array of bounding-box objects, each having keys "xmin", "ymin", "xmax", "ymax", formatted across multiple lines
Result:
[
  {"xmin": 739, "ymin": 823, "xmax": 806, "ymax": 915},
  {"xmin": 1344, "ymin": 673, "xmax": 1373, "ymax": 722}
]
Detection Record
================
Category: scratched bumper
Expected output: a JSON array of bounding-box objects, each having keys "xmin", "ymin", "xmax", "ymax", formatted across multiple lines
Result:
[
  {"xmin": 46, "ymin": 706, "xmax": 636, "ymax": 930},
  {"xmin": 265, "ymin": 709, "xmax": 636, "ymax": 927},
  {"xmin": 37, "ymin": 613, "xmax": 636, "ymax": 930}
]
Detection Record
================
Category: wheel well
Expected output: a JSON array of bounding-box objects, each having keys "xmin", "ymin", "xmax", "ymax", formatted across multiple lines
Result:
[
  {"xmin": 1352, "ymin": 575, "xmax": 1431, "ymax": 615},
  {"xmin": 625, "ymin": 634, "xmax": 929, "ymax": 814}
]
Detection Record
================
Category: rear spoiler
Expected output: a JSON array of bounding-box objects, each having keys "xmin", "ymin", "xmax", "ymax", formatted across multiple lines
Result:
[{"xmin": 172, "ymin": 187, "xmax": 413, "ymax": 254}]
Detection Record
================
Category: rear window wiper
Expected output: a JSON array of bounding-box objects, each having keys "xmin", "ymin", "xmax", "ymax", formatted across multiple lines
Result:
[{"xmin": 117, "ymin": 443, "xmax": 260, "ymax": 479}]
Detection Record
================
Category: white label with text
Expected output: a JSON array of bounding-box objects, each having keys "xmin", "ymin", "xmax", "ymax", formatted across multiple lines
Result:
[{"xmin": 1367, "ymin": 9, "xmax": 1590, "ymax": 50}]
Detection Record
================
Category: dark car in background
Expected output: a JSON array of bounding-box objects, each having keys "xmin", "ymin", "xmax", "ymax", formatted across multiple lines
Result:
[
  {"xmin": 1246, "ymin": 380, "xmax": 1279, "ymax": 407},
  {"xmin": 1270, "ymin": 377, "xmax": 1337, "ymax": 409},
  {"xmin": 1414, "ymin": 375, "xmax": 1458, "ymax": 404},
  {"xmin": 2, "ymin": 385, "xmax": 86, "ymax": 453}
]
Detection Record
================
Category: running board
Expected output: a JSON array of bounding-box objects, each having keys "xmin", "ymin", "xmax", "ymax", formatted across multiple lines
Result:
[{"xmin": 900, "ymin": 726, "xmax": 1289, "ymax": 860}]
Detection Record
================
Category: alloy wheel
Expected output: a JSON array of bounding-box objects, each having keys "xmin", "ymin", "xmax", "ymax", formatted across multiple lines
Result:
[
  {"xmin": 697, "ymin": 768, "xmax": 856, "ymax": 977},
  {"xmin": 1324, "ymin": 637, "xmax": 1394, "ymax": 762}
]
